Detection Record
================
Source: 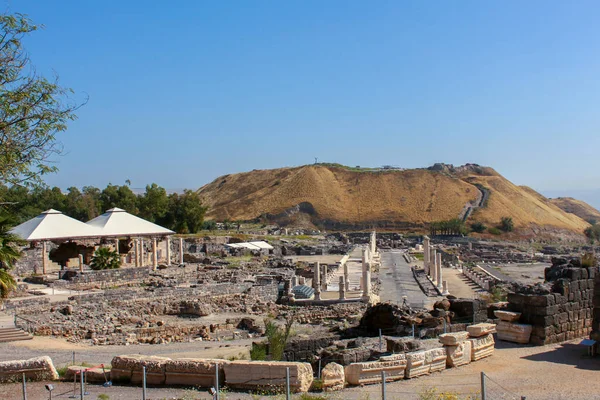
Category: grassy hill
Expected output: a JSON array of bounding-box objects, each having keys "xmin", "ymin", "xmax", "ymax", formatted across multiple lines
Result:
[
  {"xmin": 197, "ymin": 163, "xmax": 591, "ymax": 235},
  {"xmin": 549, "ymin": 197, "xmax": 600, "ymax": 224}
]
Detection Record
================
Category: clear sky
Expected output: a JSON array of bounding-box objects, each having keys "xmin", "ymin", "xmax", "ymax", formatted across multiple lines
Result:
[{"xmin": 11, "ymin": 1, "xmax": 600, "ymax": 206}]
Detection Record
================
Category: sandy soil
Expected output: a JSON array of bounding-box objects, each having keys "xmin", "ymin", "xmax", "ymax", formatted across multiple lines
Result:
[
  {"xmin": 443, "ymin": 268, "xmax": 482, "ymax": 299},
  {"xmin": 495, "ymin": 263, "xmax": 549, "ymax": 285}
]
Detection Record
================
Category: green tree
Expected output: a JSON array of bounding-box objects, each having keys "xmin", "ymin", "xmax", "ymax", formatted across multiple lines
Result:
[
  {"xmin": 0, "ymin": 216, "xmax": 22, "ymax": 299},
  {"xmin": 138, "ymin": 183, "xmax": 168, "ymax": 223},
  {"xmin": 0, "ymin": 13, "xmax": 83, "ymax": 187},
  {"xmin": 499, "ymin": 216, "xmax": 514, "ymax": 232},
  {"xmin": 90, "ymin": 247, "xmax": 120, "ymax": 270},
  {"xmin": 164, "ymin": 190, "xmax": 207, "ymax": 233},
  {"xmin": 99, "ymin": 184, "xmax": 138, "ymax": 214}
]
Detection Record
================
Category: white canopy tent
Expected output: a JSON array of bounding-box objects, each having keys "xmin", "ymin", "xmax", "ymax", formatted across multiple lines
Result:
[{"xmin": 10, "ymin": 209, "xmax": 100, "ymax": 241}]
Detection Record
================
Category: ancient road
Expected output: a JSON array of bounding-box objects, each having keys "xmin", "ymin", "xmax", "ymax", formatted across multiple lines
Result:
[{"xmin": 378, "ymin": 250, "xmax": 435, "ymax": 309}]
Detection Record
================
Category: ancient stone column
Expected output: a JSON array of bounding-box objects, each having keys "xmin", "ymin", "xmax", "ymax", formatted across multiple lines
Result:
[
  {"xmin": 78, "ymin": 254, "xmax": 83, "ymax": 272},
  {"xmin": 134, "ymin": 240, "xmax": 140, "ymax": 267},
  {"xmin": 291, "ymin": 275, "xmax": 298, "ymax": 288},
  {"xmin": 361, "ymin": 249, "xmax": 368, "ymax": 290},
  {"xmin": 442, "ymin": 280, "xmax": 449, "ymax": 295},
  {"xmin": 298, "ymin": 276, "xmax": 305, "ymax": 285},
  {"xmin": 362, "ymin": 269, "xmax": 371, "ymax": 301},
  {"xmin": 41, "ymin": 242, "xmax": 48, "ymax": 275},
  {"xmin": 344, "ymin": 262, "xmax": 350, "ymax": 291},
  {"xmin": 339, "ymin": 276, "xmax": 346, "ymax": 300},
  {"xmin": 431, "ymin": 248, "xmax": 437, "ymax": 282},
  {"xmin": 166, "ymin": 236, "xmax": 171, "ymax": 265},
  {"xmin": 286, "ymin": 279, "xmax": 293, "ymax": 295},
  {"xmin": 152, "ymin": 238, "xmax": 158, "ymax": 270},
  {"xmin": 179, "ymin": 237, "xmax": 184, "ymax": 265},
  {"xmin": 436, "ymin": 253, "xmax": 443, "ymax": 290},
  {"xmin": 139, "ymin": 239, "xmax": 145, "ymax": 267},
  {"xmin": 314, "ymin": 262, "xmax": 321, "ymax": 300},
  {"xmin": 423, "ymin": 236, "xmax": 430, "ymax": 275},
  {"xmin": 321, "ymin": 265, "xmax": 328, "ymax": 291}
]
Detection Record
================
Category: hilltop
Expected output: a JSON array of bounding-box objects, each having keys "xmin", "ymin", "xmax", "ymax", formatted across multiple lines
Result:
[
  {"xmin": 197, "ymin": 163, "xmax": 592, "ymax": 236},
  {"xmin": 549, "ymin": 197, "xmax": 600, "ymax": 224}
]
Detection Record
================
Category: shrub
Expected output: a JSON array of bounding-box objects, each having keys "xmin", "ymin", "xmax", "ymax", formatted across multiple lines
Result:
[
  {"xmin": 250, "ymin": 343, "xmax": 267, "ymax": 361},
  {"xmin": 470, "ymin": 222, "xmax": 486, "ymax": 233},
  {"xmin": 488, "ymin": 227, "xmax": 501, "ymax": 235},
  {"xmin": 582, "ymin": 253, "xmax": 597, "ymax": 268},
  {"xmin": 499, "ymin": 216, "xmax": 514, "ymax": 232},
  {"xmin": 90, "ymin": 247, "xmax": 120, "ymax": 270}
]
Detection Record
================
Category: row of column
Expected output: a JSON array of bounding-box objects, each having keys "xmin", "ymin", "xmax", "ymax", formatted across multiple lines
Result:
[{"xmin": 422, "ymin": 235, "xmax": 449, "ymax": 295}]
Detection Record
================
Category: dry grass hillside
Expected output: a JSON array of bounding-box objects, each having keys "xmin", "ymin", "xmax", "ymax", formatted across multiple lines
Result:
[
  {"xmin": 197, "ymin": 164, "xmax": 591, "ymax": 234},
  {"xmin": 549, "ymin": 197, "xmax": 600, "ymax": 224}
]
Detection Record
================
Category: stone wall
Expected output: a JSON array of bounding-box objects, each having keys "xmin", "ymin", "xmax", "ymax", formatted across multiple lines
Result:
[
  {"xmin": 58, "ymin": 266, "xmax": 150, "ymax": 285},
  {"xmin": 0, "ymin": 356, "xmax": 59, "ymax": 383},
  {"xmin": 507, "ymin": 258, "xmax": 596, "ymax": 345}
]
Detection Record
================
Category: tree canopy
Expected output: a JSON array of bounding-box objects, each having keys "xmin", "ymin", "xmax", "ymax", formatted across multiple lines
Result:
[{"xmin": 0, "ymin": 13, "xmax": 84, "ymax": 187}]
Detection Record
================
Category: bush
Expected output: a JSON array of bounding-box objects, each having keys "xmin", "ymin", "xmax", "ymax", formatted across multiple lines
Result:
[
  {"xmin": 470, "ymin": 222, "xmax": 486, "ymax": 233},
  {"xmin": 582, "ymin": 253, "xmax": 597, "ymax": 268},
  {"xmin": 249, "ymin": 343, "xmax": 267, "ymax": 361},
  {"xmin": 90, "ymin": 247, "xmax": 120, "ymax": 270},
  {"xmin": 499, "ymin": 216, "xmax": 514, "ymax": 232},
  {"xmin": 488, "ymin": 227, "xmax": 501, "ymax": 235}
]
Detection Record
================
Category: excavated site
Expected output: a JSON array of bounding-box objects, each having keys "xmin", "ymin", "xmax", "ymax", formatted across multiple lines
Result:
[{"xmin": 2, "ymin": 229, "xmax": 600, "ymax": 398}]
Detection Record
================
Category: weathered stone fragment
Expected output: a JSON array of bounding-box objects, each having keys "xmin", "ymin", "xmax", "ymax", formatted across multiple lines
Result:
[
  {"xmin": 345, "ymin": 355, "xmax": 406, "ymax": 385},
  {"xmin": 320, "ymin": 362, "xmax": 344, "ymax": 391},
  {"xmin": 0, "ymin": 356, "xmax": 58, "ymax": 383},
  {"xmin": 111, "ymin": 355, "xmax": 171, "ymax": 385},
  {"xmin": 496, "ymin": 320, "xmax": 532, "ymax": 344},
  {"xmin": 445, "ymin": 342, "xmax": 471, "ymax": 368},
  {"xmin": 494, "ymin": 310, "xmax": 521, "ymax": 322},
  {"xmin": 405, "ymin": 351, "xmax": 428, "ymax": 379},
  {"xmin": 223, "ymin": 361, "xmax": 313, "ymax": 393},
  {"xmin": 164, "ymin": 359, "xmax": 227, "ymax": 387},
  {"xmin": 467, "ymin": 323, "xmax": 496, "ymax": 338},
  {"xmin": 439, "ymin": 331, "xmax": 469, "ymax": 346},
  {"xmin": 426, "ymin": 348, "xmax": 447, "ymax": 373},
  {"xmin": 468, "ymin": 333, "xmax": 495, "ymax": 361}
]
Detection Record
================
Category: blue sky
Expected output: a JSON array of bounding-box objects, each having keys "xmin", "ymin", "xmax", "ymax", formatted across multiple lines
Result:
[{"xmin": 11, "ymin": 1, "xmax": 600, "ymax": 207}]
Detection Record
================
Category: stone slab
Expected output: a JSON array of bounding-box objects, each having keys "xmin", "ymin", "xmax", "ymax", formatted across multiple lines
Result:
[
  {"xmin": 467, "ymin": 323, "xmax": 496, "ymax": 338},
  {"xmin": 445, "ymin": 342, "xmax": 472, "ymax": 368},
  {"xmin": 494, "ymin": 310, "xmax": 521, "ymax": 322},
  {"xmin": 0, "ymin": 356, "xmax": 58, "ymax": 383},
  {"xmin": 439, "ymin": 331, "xmax": 469, "ymax": 346},
  {"xmin": 468, "ymin": 334, "xmax": 495, "ymax": 361},
  {"xmin": 320, "ymin": 362, "xmax": 344, "ymax": 391},
  {"xmin": 345, "ymin": 355, "xmax": 407, "ymax": 385},
  {"xmin": 224, "ymin": 361, "xmax": 313, "ymax": 393},
  {"xmin": 496, "ymin": 321, "xmax": 532, "ymax": 344}
]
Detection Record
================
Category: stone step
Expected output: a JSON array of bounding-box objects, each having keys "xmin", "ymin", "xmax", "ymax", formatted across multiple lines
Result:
[{"xmin": 0, "ymin": 328, "xmax": 33, "ymax": 343}]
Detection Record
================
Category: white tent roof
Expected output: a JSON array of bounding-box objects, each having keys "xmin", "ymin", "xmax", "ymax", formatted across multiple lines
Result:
[
  {"xmin": 86, "ymin": 207, "xmax": 174, "ymax": 237},
  {"xmin": 224, "ymin": 240, "xmax": 273, "ymax": 250},
  {"xmin": 9, "ymin": 209, "xmax": 101, "ymax": 241}
]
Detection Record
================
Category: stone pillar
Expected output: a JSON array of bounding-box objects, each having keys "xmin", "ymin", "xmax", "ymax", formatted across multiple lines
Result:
[
  {"xmin": 431, "ymin": 248, "xmax": 437, "ymax": 282},
  {"xmin": 139, "ymin": 239, "xmax": 144, "ymax": 267},
  {"xmin": 362, "ymin": 269, "xmax": 371, "ymax": 301},
  {"xmin": 344, "ymin": 262, "xmax": 350, "ymax": 291},
  {"xmin": 321, "ymin": 265, "xmax": 328, "ymax": 291},
  {"xmin": 423, "ymin": 236, "xmax": 430, "ymax": 274},
  {"xmin": 291, "ymin": 275, "xmax": 298, "ymax": 287},
  {"xmin": 436, "ymin": 253, "xmax": 443, "ymax": 290},
  {"xmin": 134, "ymin": 240, "xmax": 140, "ymax": 267},
  {"xmin": 339, "ymin": 276, "xmax": 346, "ymax": 300},
  {"xmin": 442, "ymin": 280, "xmax": 449, "ymax": 295},
  {"xmin": 78, "ymin": 254, "xmax": 84, "ymax": 272},
  {"xmin": 361, "ymin": 249, "xmax": 368, "ymax": 290},
  {"xmin": 152, "ymin": 238, "xmax": 158, "ymax": 270},
  {"xmin": 298, "ymin": 276, "xmax": 305, "ymax": 285},
  {"xmin": 42, "ymin": 242, "xmax": 48, "ymax": 274},
  {"xmin": 286, "ymin": 279, "xmax": 293, "ymax": 295},
  {"xmin": 166, "ymin": 236, "xmax": 171, "ymax": 265},
  {"xmin": 314, "ymin": 262, "xmax": 321, "ymax": 300},
  {"xmin": 179, "ymin": 238, "xmax": 184, "ymax": 265}
]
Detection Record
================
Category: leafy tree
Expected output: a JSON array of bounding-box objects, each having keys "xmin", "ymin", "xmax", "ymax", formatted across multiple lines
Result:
[
  {"xmin": 99, "ymin": 184, "xmax": 138, "ymax": 214},
  {"xmin": 0, "ymin": 216, "xmax": 22, "ymax": 299},
  {"xmin": 90, "ymin": 247, "xmax": 120, "ymax": 270},
  {"xmin": 164, "ymin": 190, "xmax": 207, "ymax": 233},
  {"xmin": 430, "ymin": 218, "xmax": 467, "ymax": 236},
  {"xmin": 470, "ymin": 221, "xmax": 486, "ymax": 233},
  {"xmin": 0, "ymin": 13, "xmax": 84, "ymax": 187},
  {"xmin": 499, "ymin": 216, "xmax": 514, "ymax": 232},
  {"xmin": 138, "ymin": 183, "xmax": 168, "ymax": 223}
]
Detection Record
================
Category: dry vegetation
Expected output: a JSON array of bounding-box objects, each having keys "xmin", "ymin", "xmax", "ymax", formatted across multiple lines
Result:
[
  {"xmin": 197, "ymin": 164, "xmax": 594, "ymax": 234},
  {"xmin": 549, "ymin": 196, "xmax": 600, "ymax": 223}
]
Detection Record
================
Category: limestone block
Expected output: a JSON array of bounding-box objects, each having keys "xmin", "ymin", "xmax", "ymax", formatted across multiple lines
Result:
[
  {"xmin": 224, "ymin": 361, "xmax": 313, "ymax": 393},
  {"xmin": 467, "ymin": 323, "xmax": 497, "ymax": 338},
  {"xmin": 439, "ymin": 331, "xmax": 469, "ymax": 346},
  {"xmin": 345, "ymin": 355, "xmax": 406, "ymax": 385},
  {"xmin": 426, "ymin": 348, "xmax": 447, "ymax": 373},
  {"xmin": 496, "ymin": 321, "xmax": 532, "ymax": 344},
  {"xmin": 320, "ymin": 362, "xmax": 344, "ymax": 391},
  {"xmin": 0, "ymin": 356, "xmax": 59, "ymax": 383},
  {"xmin": 468, "ymin": 334, "xmax": 495, "ymax": 361},
  {"xmin": 494, "ymin": 310, "xmax": 521, "ymax": 322},
  {"xmin": 405, "ymin": 351, "xmax": 429, "ymax": 379},
  {"xmin": 65, "ymin": 366, "xmax": 109, "ymax": 384},
  {"xmin": 164, "ymin": 359, "xmax": 227, "ymax": 387},
  {"xmin": 445, "ymin": 342, "xmax": 472, "ymax": 368},
  {"xmin": 111, "ymin": 355, "xmax": 171, "ymax": 385}
]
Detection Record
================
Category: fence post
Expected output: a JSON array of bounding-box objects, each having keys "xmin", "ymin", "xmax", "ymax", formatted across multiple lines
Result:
[
  {"xmin": 80, "ymin": 369, "xmax": 84, "ymax": 399},
  {"xmin": 379, "ymin": 329, "xmax": 382, "ymax": 351},
  {"xmin": 286, "ymin": 367, "xmax": 291, "ymax": 400},
  {"xmin": 480, "ymin": 371, "xmax": 486, "ymax": 400},
  {"xmin": 142, "ymin": 366, "xmax": 147, "ymax": 400},
  {"xmin": 381, "ymin": 371, "xmax": 386, "ymax": 400},
  {"xmin": 72, "ymin": 351, "xmax": 75, "ymax": 366},
  {"xmin": 21, "ymin": 373, "xmax": 26, "ymax": 400},
  {"xmin": 215, "ymin": 362, "xmax": 219, "ymax": 400},
  {"xmin": 317, "ymin": 359, "xmax": 322, "ymax": 379}
]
